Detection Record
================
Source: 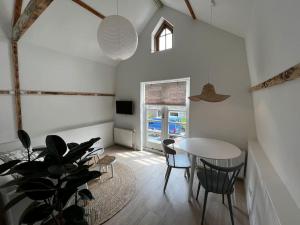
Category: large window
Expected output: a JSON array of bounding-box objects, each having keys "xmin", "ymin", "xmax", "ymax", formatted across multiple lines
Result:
[
  {"xmin": 154, "ymin": 20, "xmax": 173, "ymax": 52},
  {"xmin": 142, "ymin": 78, "xmax": 190, "ymax": 151}
]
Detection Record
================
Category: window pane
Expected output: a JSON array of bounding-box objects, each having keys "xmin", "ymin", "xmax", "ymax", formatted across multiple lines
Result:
[
  {"xmin": 160, "ymin": 29, "xmax": 166, "ymax": 37},
  {"xmin": 165, "ymin": 28, "xmax": 171, "ymax": 35},
  {"xmin": 168, "ymin": 123, "xmax": 186, "ymax": 136},
  {"xmin": 166, "ymin": 34, "xmax": 172, "ymax": 49},
  {"xmin": 147, "ymin": 109, "xmax": 162, "ymax": 120},
  {"xmin": 168, "ymin": 111, "xmax": 186, "ymax": 123},
  {"xmin": 159, "ymin": 36, "xmax": 166, "ymax": 51}
]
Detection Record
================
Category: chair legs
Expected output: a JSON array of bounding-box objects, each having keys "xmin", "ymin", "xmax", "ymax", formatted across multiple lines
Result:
[
  {"xmin": 196, "ymin": 181, "xmax": 201, "ymax": 200},
  {"xmin": 201, "ymin": 191, "xmax": 209, "ymax": 225},
  {"xmin": 164, "ymin": 166, "xmax": 172, "ymax": 192},
  {"xmin": 227, "ymin": 194, "xmax": 235, "ymax": 225}
]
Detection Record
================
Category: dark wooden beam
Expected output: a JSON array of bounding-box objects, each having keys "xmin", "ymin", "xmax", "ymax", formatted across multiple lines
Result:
[
  {"xmin": 12, "ymin": 0, "xmax": 53, "ymax": 41},
  {"xmin": 13, "ymin": 0, "xmax": 23, "ymax": 26},
  {"xmin": 22, "ymin": 90, "xmax": 115, "ymax": 97},
  {"xmin": 0, "ymin": 90, "xmax": 11, "ymax": 95},
  {"xmin": 0, "ymin": 89, "xmax": 115, "ymax": 97},
  {"xmin": 184, "ymin": 0, "xmax": 196, "ymax": 20},
  {"xmin": 72, "ymin": 0, "xmax": 105, "ymax": 19},
  {"xmin": 250, "ymin": 63, "xmax": 300, "ymax": 91},
  {"xmin": 11, "ymin": 41, "xmax": 23, "ymax": 130}
]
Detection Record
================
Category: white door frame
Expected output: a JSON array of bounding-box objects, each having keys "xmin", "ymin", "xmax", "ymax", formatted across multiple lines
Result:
[{"xmin": 140, "ymin": 77, "xmax": 190, "ymax": 152}]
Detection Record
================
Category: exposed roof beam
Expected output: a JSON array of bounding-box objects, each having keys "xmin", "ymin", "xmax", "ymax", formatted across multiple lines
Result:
[
  {"xmin": 12, "ymin": 0, "xmax": 53, "ymax": 41},
  {"xmin": 184, "ymin": 0, "xmax": 196, "ymax": 20},
  {"xmin": 72, "ymin": 0, "xmax": 105, "ymax": 19},
  {"xmin": 13, "ymin": 0, "xmax": 23, "ymax": 26}
]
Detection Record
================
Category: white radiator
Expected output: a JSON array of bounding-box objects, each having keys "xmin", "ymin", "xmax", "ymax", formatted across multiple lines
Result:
[{"xmin": 114, "ymin": 128, "xmax": 134, "ymax": 148}]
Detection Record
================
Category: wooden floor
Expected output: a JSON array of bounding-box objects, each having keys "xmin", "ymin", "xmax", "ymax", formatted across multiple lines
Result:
[{"xmin": 103, "ymin": 145, "xmax": 249, "ymax": 225}]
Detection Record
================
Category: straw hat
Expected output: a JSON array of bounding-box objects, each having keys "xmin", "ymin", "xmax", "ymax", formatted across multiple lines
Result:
[{"xmin": 189, "ymin": 83, "xmax": 230, "ymax": 102}]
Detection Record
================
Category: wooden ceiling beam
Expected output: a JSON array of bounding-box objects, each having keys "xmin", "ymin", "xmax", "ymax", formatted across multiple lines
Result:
[
  {"xmin": 72, "ymin": 0, "xmax": 105, "ymax": 19},
  {"xmin": 184, "ymin": 0, "xmax": 196, "ymax": 20},
  {"xmin": 13, "ymin": 0, "xmax": 23, "ymax": 26},
  {"xmin": 12, "ymin": 0, "xmax": 53, "ymax": 42}
]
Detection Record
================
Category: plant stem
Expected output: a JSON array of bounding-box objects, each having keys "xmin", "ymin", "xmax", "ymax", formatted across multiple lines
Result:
[
  {"xmin": 27, "ymin": 148, "xmax": 30, "ymax": 161},
  {"xmin": 51, "ymin": 213, "xmax": 59, "ymax": 225}
]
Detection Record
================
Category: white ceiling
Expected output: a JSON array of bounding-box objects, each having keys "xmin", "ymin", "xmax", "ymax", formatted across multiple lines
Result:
[
  {"xmin": 0, "ymin": 0, "xmax": 252, "ymax": 64},
  {"xmin": 0, "ymin": 0, "xmax": 158, "ymax": 65},
  {"xmin": 161, "ymin": 0, "xmax": 253, "ymax": 38}
]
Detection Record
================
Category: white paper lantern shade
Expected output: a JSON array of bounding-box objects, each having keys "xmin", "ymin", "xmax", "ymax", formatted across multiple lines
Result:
[{"xmin": 97, "ymin": 15, "xmax": 138, "ymax": 60}]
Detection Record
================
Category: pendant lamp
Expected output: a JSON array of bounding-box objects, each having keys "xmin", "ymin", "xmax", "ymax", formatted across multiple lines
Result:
[
  {"xmin": 189, "ymin": 0, "xmax": 230, "ymax": 102},
  {"xmin": 97, "ymin": 0, "xmax": 138, "ymax": 60}
]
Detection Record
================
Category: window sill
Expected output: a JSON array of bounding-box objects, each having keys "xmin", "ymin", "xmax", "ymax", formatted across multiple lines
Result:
[{"xmin": 151, "ymin": 48, "xmax": 173, "ymax": 55}]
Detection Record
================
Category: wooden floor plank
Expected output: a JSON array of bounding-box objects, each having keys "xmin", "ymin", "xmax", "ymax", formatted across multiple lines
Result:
[{"xmin": 103, "ymin": 146, "xmax": 249, "ymax": 225}]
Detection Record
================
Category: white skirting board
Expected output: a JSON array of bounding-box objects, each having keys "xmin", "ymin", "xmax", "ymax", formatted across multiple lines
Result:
[{"xmin": 246, "ymin": 140, "xmax": 300, "ymax": 225}]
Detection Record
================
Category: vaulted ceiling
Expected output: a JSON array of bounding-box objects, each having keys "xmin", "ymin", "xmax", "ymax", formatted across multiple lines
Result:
[
  {"xmin": 0, "ymin": 0, "xmax": 252, "ymax": 65},
  {"xmin": 162, "ymin": 0, "xmax": 252, "ymax": 38}
]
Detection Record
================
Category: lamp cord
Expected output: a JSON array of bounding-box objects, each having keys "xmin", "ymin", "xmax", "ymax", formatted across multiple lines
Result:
[{"xmin": 208, "ymin": 0, "xmax": 215, "ymax": 84}]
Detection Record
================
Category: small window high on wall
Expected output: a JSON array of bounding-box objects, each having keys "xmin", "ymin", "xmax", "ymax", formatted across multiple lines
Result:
[{"xmin": 152, "ymin": 19, "xmax": 173, "ymax": 52}]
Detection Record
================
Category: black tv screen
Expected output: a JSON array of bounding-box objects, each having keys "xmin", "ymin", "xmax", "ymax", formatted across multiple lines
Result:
[{"xmin": 116, "ymin": 101, "xmax": 133, "ymax": 115}]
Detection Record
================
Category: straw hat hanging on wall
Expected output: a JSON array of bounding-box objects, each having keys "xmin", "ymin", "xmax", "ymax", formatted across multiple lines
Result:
[{"xmin": 189, "ymin": 83, "xmax": 230, "ymax": 102}]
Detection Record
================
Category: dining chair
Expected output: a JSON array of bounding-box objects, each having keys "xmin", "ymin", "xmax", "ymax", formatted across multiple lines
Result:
[
  {"xmin": 196, "ymin": 159, "xmax": 244, "ymax": 225},
  {"xmin": 162, "ymin": 139, "xmax": 191, "ymax": 192}
]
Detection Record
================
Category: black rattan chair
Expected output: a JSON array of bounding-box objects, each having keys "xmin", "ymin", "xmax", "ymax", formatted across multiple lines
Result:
[
  {"xmin": 196, "ymin": 159, "xmax": 244, "ymax": 225},
  {"xmin": 162, "ymin": 139, "xmax": 191, "ymax": 192}
]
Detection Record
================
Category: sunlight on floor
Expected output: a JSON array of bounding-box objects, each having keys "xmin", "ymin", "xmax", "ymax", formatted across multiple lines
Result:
[{"xmin": 116, "ymin": 151, "xmax": 165, "ymax": 166}]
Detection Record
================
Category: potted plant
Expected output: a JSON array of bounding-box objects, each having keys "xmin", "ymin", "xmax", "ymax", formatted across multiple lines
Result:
[{"xmin": 0, "ymin": 130, "xmax": 102, "ymax": 225}]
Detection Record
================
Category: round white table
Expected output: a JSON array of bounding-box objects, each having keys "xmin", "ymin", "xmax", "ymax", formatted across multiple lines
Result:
[{"xmin": 177, "ymin": 137, "xmax": 242, "ymax": 199}]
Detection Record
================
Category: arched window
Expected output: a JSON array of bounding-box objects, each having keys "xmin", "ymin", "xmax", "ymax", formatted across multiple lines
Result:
[{"xmin": 154, "ymin": 20, "xmax": 173, "ymax": 52}]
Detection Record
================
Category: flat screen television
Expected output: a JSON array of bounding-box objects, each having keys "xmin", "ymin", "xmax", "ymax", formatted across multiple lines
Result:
[{"xmin": 116, "ymin": 101, "xmax": 133, "ymax": 115}]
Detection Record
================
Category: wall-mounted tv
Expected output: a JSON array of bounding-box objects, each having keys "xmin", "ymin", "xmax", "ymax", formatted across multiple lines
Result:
[{"xmin": 116, "ymin": 101, "xmax": 134, "ymax": 115}]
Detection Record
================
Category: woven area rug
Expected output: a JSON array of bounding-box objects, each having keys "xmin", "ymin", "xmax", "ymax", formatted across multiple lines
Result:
[{"xmin": 86, "ymin": 162, "xmax": 136, "ymax": 225}]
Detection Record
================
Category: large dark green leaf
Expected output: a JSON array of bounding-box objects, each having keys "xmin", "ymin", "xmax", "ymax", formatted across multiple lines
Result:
[
  {"xmin": 56, "ymin": 187, "xmax": 77, "ymax": 210},
  {"xmin": 62, "ymin": 166, "xmax": 91, "ymax": 182},
  {"xmin": 0, "ymin": 160, "xmax": 20, "ymax": 174},
  {"xmin": 18, "ymin": 178, "xmax": 55, "ymax": 200},
  {"xmin": 4, "ymin": 193, "xmax": 27, "ymax": 210},
  {"xmin": 63, "ymin": 138, "xmax": 100, "ymax": 163},
  {"xmin": 10, "ymin": 161, "xmax": 47, "ymax": 176},
  {"xmin": 17, "ymin": 130, "xmax": 31, "ymax": 149},
  {"xmin": 63, "ymin": 205, "xmax": 85, "ymax": 223},
  {"xmin": 32, "ymin": 146, "xmax": 47, "ymax": 152},
  {"xmin": 46, "ymin": 135, "xmax": 67, "ymax": 158},
  {"xmin": 65, "ymin": 171, "xmax": 101, "ymax": 189},
  {"xmin": 19, "ymin": 202, "xmax": 53, "ymax": 225},
  {"xmin": 67, "ymin": 142, "xmax": 79, "ymax": 150},
  {"xmin": 78, "ymin": 189, "xmax": 94, "ymax": 201},
  {"xmin": 48, "ymin": 164, "xmax": 65, "ymax": 177}
]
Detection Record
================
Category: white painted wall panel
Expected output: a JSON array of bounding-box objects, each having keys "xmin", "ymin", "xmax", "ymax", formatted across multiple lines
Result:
[
  {"xmin": 0, "ymin": 38, "xmax": 116, "ymax": 144},
  {"xmin": 246, "ymin": 0, "xmax": 300, "ymax": 208},
  {"xmin": 115, "ymin": 7, "xmax": 255, "ymax": 150}
]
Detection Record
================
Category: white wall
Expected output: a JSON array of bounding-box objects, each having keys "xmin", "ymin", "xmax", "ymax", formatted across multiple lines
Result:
[
  {"xmin": 246, "ymin": 0, "xmax": 300, "ymax": 208},
  {"xmin": 0, "ymin": 35, "xmax": 116, "ymax": 144},
  {"xmin": 115, "ymin": 7, "xmax": 255, "ymax": 151}
]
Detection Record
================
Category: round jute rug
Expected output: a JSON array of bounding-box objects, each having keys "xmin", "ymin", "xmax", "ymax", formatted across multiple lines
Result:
[{"xmin": 86, "ymin": 162, "xmax": 136, "ymax": 225}]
